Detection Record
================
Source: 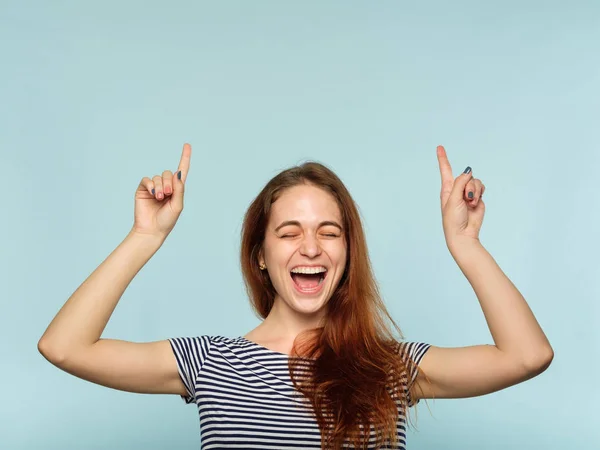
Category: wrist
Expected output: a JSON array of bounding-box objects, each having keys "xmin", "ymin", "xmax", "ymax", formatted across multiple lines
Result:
[
  {"xmin": 447, "ymin": 236, "xmax": 482, "ymax": 256},
  {"xmin": 127, "ymin": 228, "xmax": 167, "ymax": 250}
]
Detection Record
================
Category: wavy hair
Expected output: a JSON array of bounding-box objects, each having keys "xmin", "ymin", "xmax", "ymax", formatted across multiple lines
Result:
[{"xmin": 240, "ymin": 161, "xmax": 428, "ymax": 449}]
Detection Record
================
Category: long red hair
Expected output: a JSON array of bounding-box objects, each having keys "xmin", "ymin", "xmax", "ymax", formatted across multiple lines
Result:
[{"xmin": 240, "ymin": 161, "xmax": 427, "ymax": 449}]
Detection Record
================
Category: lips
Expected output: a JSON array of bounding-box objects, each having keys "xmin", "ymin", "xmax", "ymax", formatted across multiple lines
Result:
[{"xmin": 290, "ymin": 270, "xmax": 328, "ymax": 295}]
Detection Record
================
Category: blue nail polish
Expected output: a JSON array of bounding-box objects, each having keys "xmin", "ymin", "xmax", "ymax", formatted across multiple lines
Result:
[
  {"xmin": 463, "ymin": 166, "xmax": 472, "ymax": 174},
  {"xmin": 152, "ymin": 189, "xmax": 155, "ymax": 195},
  {"xmin": 177, "ymin": 171, "xmax": 181, "ymax": 180},
  {"xmin": 468, "ymin": 191, "xmax": 474, "ymax": 199}
]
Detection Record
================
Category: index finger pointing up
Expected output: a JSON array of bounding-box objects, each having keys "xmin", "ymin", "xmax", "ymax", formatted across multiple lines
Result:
[
  {"xmin": 437, "ymin": 145, "xmax": 454, "ymax": 185},
  {"xmin": 177, "ymin": 143, "xmax": 192, "ymax": 183}
]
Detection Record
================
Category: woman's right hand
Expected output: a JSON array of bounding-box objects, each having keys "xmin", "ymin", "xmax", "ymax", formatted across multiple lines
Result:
[{"xmin": 131, "ymin": 143, "xmax": 192, "ymax": 239}]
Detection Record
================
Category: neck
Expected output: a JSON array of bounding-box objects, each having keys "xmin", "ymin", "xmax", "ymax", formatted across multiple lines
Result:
[{"xmin": 258, "ymin": 296, "xmax": 327, "ymax": 341}]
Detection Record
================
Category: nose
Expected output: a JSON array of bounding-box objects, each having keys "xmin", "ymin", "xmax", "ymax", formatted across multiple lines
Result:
[{"xmin": 299, "ymin": 233, "xmax": 322, "ymax": 258}]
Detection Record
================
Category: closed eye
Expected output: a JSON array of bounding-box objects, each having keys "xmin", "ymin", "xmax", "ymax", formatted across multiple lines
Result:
[{"xmin": 280, "ymin": 234, "xmax": 339, "ymax": 238}]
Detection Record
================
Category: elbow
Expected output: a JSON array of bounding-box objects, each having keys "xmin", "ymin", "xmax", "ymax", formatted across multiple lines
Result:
[
  {"xmin": 37, "ymin": 337, "xmax": 67, "ymax": 365},
  {"xmin": 523, "ymin": 346, "xmax": 554, "ymax": 376}
]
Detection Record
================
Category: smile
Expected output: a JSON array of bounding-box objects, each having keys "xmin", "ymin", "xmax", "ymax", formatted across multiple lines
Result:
[{"xmin": 290, "ymin": 270, "xmax": 328, "ymax": 295}]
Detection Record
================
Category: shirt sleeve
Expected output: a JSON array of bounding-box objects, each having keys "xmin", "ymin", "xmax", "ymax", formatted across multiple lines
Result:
[
  {"xmin": 398, "ymin": 341, "xmax": 432, "ymax": 407},
  {"xmin": 168, "ymin": 336, "xmax": 212, "ymax": 404}
]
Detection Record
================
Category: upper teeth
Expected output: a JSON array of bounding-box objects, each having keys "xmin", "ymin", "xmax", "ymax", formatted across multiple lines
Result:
[{"xmin": 291, "ymin": 266, "xmax": 327, "ymax": 274}]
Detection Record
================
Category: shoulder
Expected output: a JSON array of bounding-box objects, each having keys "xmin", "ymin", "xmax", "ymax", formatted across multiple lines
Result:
[
  {"xmin": 168, "ymin": 335, "xmax": 256, "ymax": 357},
  {"xmin": 397, "ymin": 341, "xmax": 432, "ymax": 362},
  {"xmin": 396, "ymin": 341, "xmax": 432, "ymax": 380},
  {"xmin": 169, "ymin": 335, "xmax": 212, "ymax": 353}
]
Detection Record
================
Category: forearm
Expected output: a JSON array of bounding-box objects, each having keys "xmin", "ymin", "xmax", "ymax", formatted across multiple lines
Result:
[
  {"xmin": 449, "ymin": 239, "xmax": 553, "ymax": 366},
  {"xmin": 39, "ymin": 230, "xmax": 164, "ymax": 357}
]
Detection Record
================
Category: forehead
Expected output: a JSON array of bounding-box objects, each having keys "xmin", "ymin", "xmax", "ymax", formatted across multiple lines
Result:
[{"xmin": 269, "ymin": 184, "xmax": 342, "ymax": 225}]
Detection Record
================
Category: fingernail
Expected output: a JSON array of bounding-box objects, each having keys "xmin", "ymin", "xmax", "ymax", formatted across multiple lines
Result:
[
  {"xmin": 152, "ymin": 189, "xmax": 155, "ymax": 195},
  {"xmin": 468, "ymin": 191, "xmax": 474, "ymax": 199},
  {"xmin": 463, "ymin": 166, "xmax": 472, "ymax": 174},
  {"xmin": 177, "ymin": 171, "xmax": 182, "ymax": 180}
]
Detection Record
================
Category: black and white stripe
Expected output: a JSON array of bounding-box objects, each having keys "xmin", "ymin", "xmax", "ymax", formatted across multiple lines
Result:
[{"xmin": 169, "ymin": 335, "xmax": 431, "ymax": 449}]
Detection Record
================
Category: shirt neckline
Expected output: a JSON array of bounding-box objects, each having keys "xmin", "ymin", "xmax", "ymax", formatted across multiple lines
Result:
[{"xmin": 237, "ymin": 336, "xmax": 292, "ymax": 357}]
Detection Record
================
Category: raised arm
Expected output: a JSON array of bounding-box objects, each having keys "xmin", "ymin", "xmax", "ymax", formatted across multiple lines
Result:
[
  {"xmin": 38, "ymin": 143, "xmax": 192, "ymax": 395},
  {"xmin": 412, "ymin": 146, "xmax": 553, "ymax": 402}
]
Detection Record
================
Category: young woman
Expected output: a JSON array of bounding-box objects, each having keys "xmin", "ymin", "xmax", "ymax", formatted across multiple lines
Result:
[{"xmin": 38, "ymin": 143, "xmax": 553, "ymax": 449}]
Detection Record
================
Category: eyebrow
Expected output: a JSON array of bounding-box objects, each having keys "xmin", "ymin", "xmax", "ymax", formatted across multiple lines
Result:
[{"xmin": 274, "ymin": 220, "xmax": 343, "ymax": 232}]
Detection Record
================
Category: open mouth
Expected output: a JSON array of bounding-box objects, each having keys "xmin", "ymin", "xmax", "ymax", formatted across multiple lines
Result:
[{"xmin": 290, "ymin": 270, "xmax": 328, "ymax": 294}]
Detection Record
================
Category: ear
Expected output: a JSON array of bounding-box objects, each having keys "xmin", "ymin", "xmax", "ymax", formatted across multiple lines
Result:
[{"xmin": 257, "ymin": 248, "xmax": 266, "ymax": 268}]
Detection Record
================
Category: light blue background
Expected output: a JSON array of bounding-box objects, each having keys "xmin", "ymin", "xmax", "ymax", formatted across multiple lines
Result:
[{"xmin": 1, "ymin": 1, "xmax": 598, "ymax": 448}]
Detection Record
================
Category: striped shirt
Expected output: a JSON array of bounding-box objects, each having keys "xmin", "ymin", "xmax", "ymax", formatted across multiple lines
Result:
[{"xmin": 169, "ymin": 335, "xmax": 431, "ymax": 449}]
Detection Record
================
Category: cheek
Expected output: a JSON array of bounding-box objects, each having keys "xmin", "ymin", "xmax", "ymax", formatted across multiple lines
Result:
[
  {"xmin": 336, "ymin": 248, "xmax": 347, "ymax": 265},
  {"xmin": 336, "ymin": 239, "xmax": 348, "ymax": 262},
  {"xmin": 268, "ymin": 243, "xmax": 296, "ymax": 264},
  {"xmin": 327, "ymin": 244, "xmax": 348, "ymax": 273},
  {"xmin": 263, "ymin": 239, "xmax": 288, "ymax": 260}
]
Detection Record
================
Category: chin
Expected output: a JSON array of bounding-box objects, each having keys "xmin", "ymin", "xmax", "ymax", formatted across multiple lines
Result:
[
  {"xmin": 291, "ymin": 300, "xmax": 327, "ymax": 316},
  {"xmin": 286, "ymin": 291, "xmax": 331, "ymax": 317}
]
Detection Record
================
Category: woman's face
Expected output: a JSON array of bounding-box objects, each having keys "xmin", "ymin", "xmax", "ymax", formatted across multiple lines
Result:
[{"xmin": 261, "ymin": 184, "xmax": 348, "ymax": 318}]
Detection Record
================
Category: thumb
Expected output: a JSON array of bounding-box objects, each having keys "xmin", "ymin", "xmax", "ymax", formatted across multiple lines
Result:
[
  {"xmin": 449, "ymin": 166, "xmax": 473, "ymax": 204},
  {"xmin": 171, "ymin": 170, "xmax": 185, "ymax": 212}
]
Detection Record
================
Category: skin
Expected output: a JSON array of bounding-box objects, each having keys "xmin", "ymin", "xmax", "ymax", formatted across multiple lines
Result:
[
  {"xmin": 410, "ymin": 145, "xmax": 553, "ymax": 401},
  {"xmin": 246, "ymin": 184, "xmax": 348, "ymax": 354},
  {"xmin": 37, "ymin": 142, "xmax": 553, "ymax": 405},
  {"xmin": 37, "ymin": 144, "xmax": 193, "ymax": 396}
]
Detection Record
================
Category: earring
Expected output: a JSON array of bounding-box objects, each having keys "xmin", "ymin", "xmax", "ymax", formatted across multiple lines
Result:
[{"xmin": 259, "ymin": 262, "xmax": 266, "ymax": 270}]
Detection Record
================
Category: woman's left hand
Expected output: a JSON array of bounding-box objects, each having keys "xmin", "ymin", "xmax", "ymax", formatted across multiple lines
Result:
[{"xmin": 437, "ymin": 145, "xmax": 486, "ymax": 248}]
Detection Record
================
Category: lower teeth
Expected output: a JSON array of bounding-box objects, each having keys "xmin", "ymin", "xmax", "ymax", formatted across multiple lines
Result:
[{"xmin": 292, "ymin": 273, "xmax": 326, "ymax": 291}]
